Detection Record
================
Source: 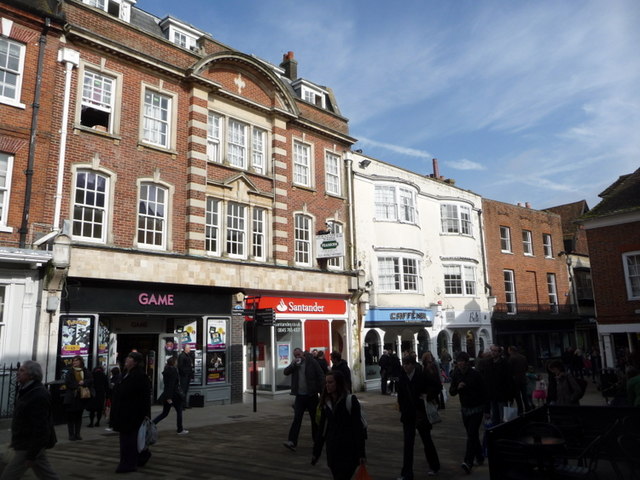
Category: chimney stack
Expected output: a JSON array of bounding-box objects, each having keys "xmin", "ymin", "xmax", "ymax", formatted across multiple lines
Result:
[
  {"xmin": 432, "ymin": 158, "xmax": 441, "ymax": 179},
  {"xmin": 280, "ymin": 51, "xmax": 298, "ymax": 80},
  {"xmin": 525, "ymin": 202, "xmax": 531, "ymax": 208}
]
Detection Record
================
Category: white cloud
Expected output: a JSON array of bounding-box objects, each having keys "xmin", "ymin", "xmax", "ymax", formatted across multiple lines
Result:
[
  {"xmin": 445, "ymin": 159, "xmax": 485, "ymax": 171},
  {"xmin": 357, "ymin": 137, "xmax": 432, "ymax": 159}
]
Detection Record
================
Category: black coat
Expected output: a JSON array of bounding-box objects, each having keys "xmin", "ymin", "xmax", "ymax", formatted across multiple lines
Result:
[
  {"xmin": 62, "ymin": 367, "xmax": 93, "ymax": 412},
  {"xmin": 159, "ymin": 365, "xmax": 181, "ymax": 403},
  {"xmin": 110, "ymin": 367, "xmax": 151, "ymax": 434},
  {"xmin": 178, "ymin": 351, "xmax": 194, "ymax": 380},
  {"xmin": 87, "ymin": 368, "xmax": 108, "ymax": 412},
  {"xmin": 449, "ymin": 366, "xmax": 488, "ymax": 410},
  {"xmin": 10, "ymin": 381, "xmax": 55, "ymax": 460},
  {"xmin": 398, "ymin": 368, "xmax": 439, "ymax": 426},
  {"xmin": 284, "ymin": 353, "xmax": 325, "ymax": 396}
]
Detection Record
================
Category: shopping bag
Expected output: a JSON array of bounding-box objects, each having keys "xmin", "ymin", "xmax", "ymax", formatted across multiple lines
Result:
[
  {"xmin": 355, "ymin": 463, "xmax": 372, "ymax": 480},
  {"xmin": 137, "ymin": 417, "xmax": 158, "ymax": 452},
  {"xmin": 502, "ymin": 404, "xmax": 518, "ymax": 422},
  {"xmin": 425, "ymin": 400, "xmax": 442, "ymax": 425}
]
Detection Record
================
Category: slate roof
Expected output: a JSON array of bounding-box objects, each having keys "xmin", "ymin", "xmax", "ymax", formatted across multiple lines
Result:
[
  {"xmin": 3, "ymin": 0, "xmax": 65, "ymax": 19},
  {"xmin": 545, "ymin": 200, "xmax": 590, "ymax": 232},
  {"xmin": 580, "ymin": 167, "xmax": 640, "ymax": 220}
]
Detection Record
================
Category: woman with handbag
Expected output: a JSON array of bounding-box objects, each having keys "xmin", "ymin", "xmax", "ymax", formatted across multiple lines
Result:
[
  {"xmin": 312, "ymin": 371, "xmax": 366, "ymax": 480},
  {"xmin": 152, "ymin": 357, "xmax": 188, "ymax": 435},
  {"xmin": 62, "ymin": 355, "xmax": 93, "ymax": 441}
]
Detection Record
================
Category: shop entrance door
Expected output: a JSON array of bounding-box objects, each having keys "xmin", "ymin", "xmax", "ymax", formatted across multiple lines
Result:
[{"xmin": 115, "ymin": 333, "xmax": 158, "ymax": 398}]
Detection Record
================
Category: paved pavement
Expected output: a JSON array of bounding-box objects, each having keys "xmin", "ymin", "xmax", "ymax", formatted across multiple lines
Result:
[{"xmin": 0, "ymin": 379, "xmax": 608, "ymax": 479}]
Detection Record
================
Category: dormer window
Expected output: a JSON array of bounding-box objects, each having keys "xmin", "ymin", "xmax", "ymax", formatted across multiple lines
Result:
[
  {"xmin": 82, "ymin": 0, "xmax": 133, "ymax": 22},
  {"xmin": 291, "ymin": 79, "xmax": 327, "ymax": 109},
  {"xmin": 159, "ymin": 17, "xmax": 203, "ymax": 51}
]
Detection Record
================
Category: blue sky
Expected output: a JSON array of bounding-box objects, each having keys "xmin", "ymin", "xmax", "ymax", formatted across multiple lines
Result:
[{"xmin": 150, "ymin": 0, "xmax": 640, "ymax": 210}]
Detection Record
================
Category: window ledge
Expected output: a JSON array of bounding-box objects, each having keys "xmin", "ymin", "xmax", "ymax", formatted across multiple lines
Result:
[
  {"xmin": 137, "ymin": 141, "xmax": 178, "ymax": 156},
  {"xmin": 292, "ymin": 184, "xmax": 316, "ymax": 193},
  {"xmin": 75, "ymin": 125, "xmax": 121, "ymax": 140},
  {"xmin": 0, "ymin": 99, "xmax": 26, "ymax": 109},
  {"xmin": 0, "ymin": 225, "xmax": 14, "ymax": 233}
]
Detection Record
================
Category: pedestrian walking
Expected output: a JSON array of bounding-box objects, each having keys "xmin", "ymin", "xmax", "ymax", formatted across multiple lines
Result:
[
  {"xmin": 316, "ymin": 350, "xmax": 329, "ymax": 374},
  {"xmin": 62, "ymin": 355, "xmax": 93, "ymax": 441},
  {"xmin": 152, "ymin": 357, "xmax": 189, "ymax": 435},
  {"xmin": 110, "ymin": 351, "xmax": 152, "ymax": 474},
  {"xmin": 87, "ymin": 365, "xmax": 108, "ymax": 428},
  {"xmin": 449, "ymin": 351, "xmax": 488, "ymax": 475},
  {"xmin": 548, "ymin": 360, "xmax": 582, "ymax": 405},
  {"xmin": 282, "ymin": 348, "xmax": 325, "ymax": 452},
  {"xmin": 177, "ymin": 344, "xmax": 195, "ymax": 409},
  {"xmin": 0, "ymin": 361, "xmax": 59, "ymax": 480},
  {"xmin": 507, "ymin": 346, "xmax": 532, "ymax": 414},
  {"xmin": 330, "ymin": 351, "xmax": 352, "ymax": 393},
  {"xmin": 397, "ymin": 354, "xmax": 441, "ymax": 479},
  {"xmin": 312, "ymin": 371, "xmax": 366, "ymax": 480}
]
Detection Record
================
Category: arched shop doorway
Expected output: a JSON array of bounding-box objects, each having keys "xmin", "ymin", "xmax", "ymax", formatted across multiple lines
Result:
[
  {"xmin": 452, "ymin": 331, "xmax": 462, "ymax": 355},
  {"xmin": 417, "ymin": 329, "xmax": 431, "ymax": 358},
  {"xmin": 437, "ymin": 330, "xmax": 450, "ymax": 358},
  {"xmin": 466, "ymin": 330, "xmax": 476, "ymax": 358},
  {"xmin": 364, "ymin": 329, "xmax": 382, "ymax": 382}
]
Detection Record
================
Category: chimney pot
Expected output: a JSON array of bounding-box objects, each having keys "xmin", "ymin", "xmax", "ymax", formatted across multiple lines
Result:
[
  {"xmin": 280, "ymin": 50, "xmax": 298, "ymax": 80},
  {"xmin": 432, "ymin": 158, "xmax": 440, "ymax": 180}
]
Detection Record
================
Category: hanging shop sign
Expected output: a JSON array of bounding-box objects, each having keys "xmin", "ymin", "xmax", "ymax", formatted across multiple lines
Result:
[
  {"xmin": 365, "ymin": 307, "xmax": 434, "ymax": 327},
  {"xmin": 315, "ymin": 232, "xmax": 345, "ymax": 259}
]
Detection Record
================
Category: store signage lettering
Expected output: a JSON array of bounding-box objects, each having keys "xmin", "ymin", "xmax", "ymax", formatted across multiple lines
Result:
[
  {"xmin": 389, "ymin": 311, "xmax": 428, "ymax": 320},
  {"xmin": 276, "ymin": 298, "xmax": 325, "ymax": 313},
  {"xmin": 138, "ymin": 292, "xmax": 174, "ymax": 306}
]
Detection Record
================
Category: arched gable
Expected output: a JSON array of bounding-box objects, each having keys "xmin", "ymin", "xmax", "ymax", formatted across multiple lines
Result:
[{"xmin": 188, "ymin": 51, "xmax": 299, "ymax": 116}]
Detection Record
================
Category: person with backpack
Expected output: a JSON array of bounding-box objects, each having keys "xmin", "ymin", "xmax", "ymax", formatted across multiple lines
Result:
[
  {"xmin": 312, "ymin": 371, "xmax": 366, "ymax": 480},
  {"xmin": 547, "ymin": 360, "xmax": 583, "ymax": 405}
]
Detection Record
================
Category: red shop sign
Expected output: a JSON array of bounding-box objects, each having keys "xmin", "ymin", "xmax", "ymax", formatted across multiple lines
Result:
[{"xmin": 247, "ymin": 297, "xmax": 347, "ymax": 316}]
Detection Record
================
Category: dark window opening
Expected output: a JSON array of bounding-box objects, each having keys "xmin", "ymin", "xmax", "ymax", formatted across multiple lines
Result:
[{"xmin": 81, "ymin": 106, "xmax": 110, "ymax": 131}]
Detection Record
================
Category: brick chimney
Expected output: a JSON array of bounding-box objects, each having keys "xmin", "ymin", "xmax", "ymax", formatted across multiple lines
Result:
[
  {"xmin": 432, "ymin": 158, "xmax": 441, "ymax": 179},
  {"xmin": 280, "ymin": 51, "xmax": 298, "ymax": 80}
]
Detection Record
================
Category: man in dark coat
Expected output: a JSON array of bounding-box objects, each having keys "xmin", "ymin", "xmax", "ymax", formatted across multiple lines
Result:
[
  {"xmin": 111, "ymin": 352, "xmax": 151, "ymax": 474},
  {"xmin": 397, "ymin": 354, "xmax": 440, "ymax": 479},
  {"xmin": 282, "ymin": 348, "xmax": 325, "ymax": 451},
  {"xmin": 477, "ymin": 345, "xmax": 513, "ymax": 425},
  {"xmin": 378, "ymin": 349, "xmax": 391, "ymax": 394},
  {"xmin": 177, "ymin": 344, "xmax": 195, "ymax": 408},
  {"xmin": 330, "ymin": 351, "xmax": 352, "ymax": 392},
  {"xmin": 507, "ymin": 346, "xmax": 531, "ymax": 414},
  {"xmin": 0, "ymin": 360, "xmax": 58, "ymax": 480}
]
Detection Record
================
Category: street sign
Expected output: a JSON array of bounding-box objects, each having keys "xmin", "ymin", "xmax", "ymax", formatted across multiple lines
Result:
[{"xmin": 255, "ymin": 308, "xmax": 275, "ymax": 326}]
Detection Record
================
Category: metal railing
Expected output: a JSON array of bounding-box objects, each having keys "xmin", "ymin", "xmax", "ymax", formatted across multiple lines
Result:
[
  {"xmin": 493, "ymin": 303, "xmax": 576, "ymax": 315},
  {"xmin": 0, "ymin": 362, "xmax": 19, "ymax": 418}
]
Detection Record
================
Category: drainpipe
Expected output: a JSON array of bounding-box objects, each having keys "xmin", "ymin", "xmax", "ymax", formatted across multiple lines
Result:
[
  {"xmin": 19, "ymin": 18, "xmax": 50, "ymax": 247},
  {"xmin": 53, "ymin": 48, "xmax": 80, "ymax": 231},
  {"xmin": 345, "ymin": 151, "xmax": 356, "ymax": 271}
]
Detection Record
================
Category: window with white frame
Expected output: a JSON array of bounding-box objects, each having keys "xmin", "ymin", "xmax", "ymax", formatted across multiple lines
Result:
[
  {"xmin": 205, "ymin": 198, "xmax": 220, "ymax": 255},
  {"xmin": 252, "ymin": 208, "xmax": 266, "ymax": 261},
  {"xmin": 207, "ymin": 112, "xmax": 221, "ymax": 163},
  {"xmin": 623, "ymin": 252, "xmax": 640, "ymax": 300},
  {"xmin": 378, "ymin": 256, "xmax": 420, "ymax": 292},
  {"xmin": 83, "ymin": 0, "xmax": 105, "ymax": 8},
  {"xmin": 72, "ymin": 170, "xmax": 108, "ymax": 242},
  {"xmin": 443, "ymin": 264, "xmax": 476, "ymax": 296},
  {"xmin": 504, "ymin": 270, "xmax": 516, "ymax": 313},
  {"xmin": 326, "ymin": 220, "xmax": 343, "ymax": 270},
  {"xmin": 547, "ymin": 273, "xmax": 558, "ymax": 312},
  {"xmin": 522, "ymin": 230, "xmax": 533, "ymax": 256},
  {"xmin": 293, "ymin": 141, "xmax": 311, "ymax": 187},
  {"xmin": 81, "ymin": 69, "xmax": 115, "ymax": 132},
  {"xmin": 137, "ymin": 183, "xmax": 167, "ymax": 249},
  {"xmin": 226, "ymin": 202, "xmax": 246, "ymax": 258},
  {"xmin": 142, "ymin": 89, "xmax": 171, "ymax": 148},
  {"xmin": 0, "ymin": 38, "xmax": 25, "ymax": 106},
  {"xmin": 173, "ymin": 31, "xmax": 188, "ymax": 48},
  {"xmin": 325, "ymin": 152, "xmax": 341, "ymax": 196},
  {"xmin": 543, "ymin": 233, "xmax": 553, "ymax": 258},
  {"xmin": 0, "ymin": 285, "xmax": 5, "ymax": 340},
  {"xmin": 227, "ymin": 119, "xmax": 247, "ymax": 168},
  {"xmin": 294, "ymin": 214, "xmax": 312, "ymax": 266},
  {"xmin": 440, "ymin": 204, "xmax": 472, "ymax": 234},
  {"xmin": 0, "ymin": 153, "xmax": 14, "ymax": 227},
  {"xmin": 374, "ymin": 185, "xmax": 417, "ymax": 224},
  {"xmin": 252, "ymin": 127, "xmax": 266, "ymax": 174},
  {"xmin": 500, "ymin": 226, "xmax": 512, "ymax": 252}
]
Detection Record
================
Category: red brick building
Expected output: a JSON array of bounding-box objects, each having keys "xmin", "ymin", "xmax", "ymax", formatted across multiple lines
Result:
[
  {"xmin": 5, "ymin": 0, "xmax": 356, "ymax": 402},
  {"xmin": 578, "ymin": 168, "xmax": 640, "ymax": 368},
  {"xmin": 482, "ymin": 199, "xmax": 577, "ymax": 366},
  {"xmin": 0, "ymin": 0, "xmax": 65, "ymax": 366}
]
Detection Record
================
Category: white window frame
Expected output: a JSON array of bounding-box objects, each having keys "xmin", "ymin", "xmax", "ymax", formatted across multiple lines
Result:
[
  {"xmin": 137, "ymin": 183, "xmax": 168, "ymax": 250},
  {"xmin": 325, "ymin": 152, "xmax": 341, "ymax": 196},
  {"xmin": 252, "ymin": 208, "xmax": 266, "ymax": 261},
  {"xmin": 80, "ymin": 69, "xmax": 115, "ymax": 132},
  {"xmin": 83, "ymin": 0, "xmax": 106, "ymax": 9},
  {"xmin": 294, "ymin": 214, "xmax": 312, "ymax": 266},
  {"xmin": 378, "ymin": 256, "xmax": 420, "ymax": 293},
  {"xmin": 443, "ymin": 264, "xmax": 477, "ymax": 296},
  {"xmin": 522, "ymin": 230, "xmax": 533, "ymax": 256},
  {"xmin": 0, "ymin": 38, "xmax": 26, "ymax": 108},
  {"xmin": 398, "ymin": 187, "xmax": 416, "ymax": 223},
  {"xmin": 226, "ymin": 202, "xmax": 246, "ymax": 259},
  {"xmin": 205, "ymin": 197, "xmax": 221, "ymax": 256},
  {"xmin": 72, "ymin": 170, "xmax": 109, "ymax": 243},
  {"xmin": 251, "ymin": 127, "xmax": 266, "ymax": 174},
  {"xmin": 374, "ymin": 184, "xmax": 418, "ymax": 225},
  {"xmin": 623, "ymin": 251, "xmax": 640, "ymax": 300},
  {"xmin": 500, "ymin": 226, "xmax": 512, "ymax": 253},
  {"xmin": 543, "ymin": 233, "xmax": 553, "ymax": 258},
  {"xmin": 375, "ymin": 185, "xmax": 397, "ymax": 221},
  {"xmin": 547, "ymin": 273, "xmax": 559, "ymax": 313},
  {"xmin": 207, "ymin": 112, "xmax": 221, "ymax": 163},
  {"xmin": 227, "ymin": 119, "xmax": 247, "ymax": 169},
  {"xmin": 141, "ymin": 88, "xmax": 172, "ymax": 149},
  {"xmin": 326, "ymin": 220, "xmax": 344, "ymax": 270},
  {"xmin": 0, "ymin": 153, "xmax": 14, "ymax": 230},
  {"xmin": 440, "ymin": 203, "xmax": 471, "ymax": 235},
  {"xmin": 504, "ymin": 270, "xmax": 517, "ymax": 314},
  {"xmin": 293, "ymin": 141, "xmax": 311, "ymax": 187}
]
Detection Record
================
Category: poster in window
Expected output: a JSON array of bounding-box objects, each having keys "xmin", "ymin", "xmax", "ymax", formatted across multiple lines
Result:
[
  {"xmin": 278, "ymin": 343, "xmax": 291, "ymax": 368},
  {"xmin": 207, "ymin": 319, "xmax": 226, "ymax": 350},
  {"xmin": 60, "ymin": 316, "xmax": 92, "ymax": 357},
  {"xmin": 175, "ymin": 320, "xmax": 197, "ymax": 348},
  {"xmin": 206, "ymin": 351, "xmax": 226, "ymax": 384}
]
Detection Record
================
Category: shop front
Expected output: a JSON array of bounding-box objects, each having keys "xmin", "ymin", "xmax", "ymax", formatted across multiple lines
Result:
[
  {"xmin": 58, "ymin": 278, "xmax": 236, "ymax": 404},
  {"xmin": 363, "ymin": 307, "xmax": 435, "ymax": 390},
  {"xmin": 243, "ymin": 295, "xmax": 349, "ymax": 394}
]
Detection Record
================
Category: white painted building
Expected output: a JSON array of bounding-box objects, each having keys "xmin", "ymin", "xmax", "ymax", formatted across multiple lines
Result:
[{"xmin": 350, "ymin": 153, "xmax": 492, "ymax": 390}]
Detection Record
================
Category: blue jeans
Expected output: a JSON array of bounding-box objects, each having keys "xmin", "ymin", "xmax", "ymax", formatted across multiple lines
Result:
[{"xmin": 287, "ymin": 394, "xmax": 318, "ymax": 446}]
